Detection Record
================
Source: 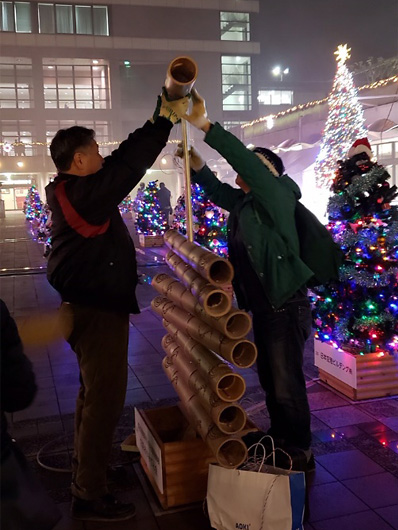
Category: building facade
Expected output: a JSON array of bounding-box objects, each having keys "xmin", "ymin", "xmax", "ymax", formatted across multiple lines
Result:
[{"xmin": 0, "ymin": 0, "xmax": 261, "ymax": 209}]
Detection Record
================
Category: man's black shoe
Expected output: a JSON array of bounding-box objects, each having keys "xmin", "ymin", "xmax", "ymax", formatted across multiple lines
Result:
[{"xmin": 71, "ymin": 494, "xmax": 136, "ymax": 522}]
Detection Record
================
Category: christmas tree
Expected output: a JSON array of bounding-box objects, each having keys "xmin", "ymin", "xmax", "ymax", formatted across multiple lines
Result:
[
  {"xmin": 134, "ymin": 181, "xmax": 167, "ymax": 235},
  {"xmin": 23, "ymin": 185, "xmax": 43, "ymax": 221},
  {"xmin": 118, "ymin": 194, "xmax": 133, "ymax": 215},
  {"xmin": 172, "ymin": 182, "xmax": 228, "ymax": 257},
  {"xmin": 314, "ymin": 44, "xmax": 367, "ymax": 189},
  {"xmin": 312, "ymin": 139, "xmax": 398, "ymax": 355}
]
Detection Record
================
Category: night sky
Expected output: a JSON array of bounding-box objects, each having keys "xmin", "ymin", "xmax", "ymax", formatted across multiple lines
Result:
[{"xmin": 257, "ymin": 0, "xmax": 398, "ymax": 86}]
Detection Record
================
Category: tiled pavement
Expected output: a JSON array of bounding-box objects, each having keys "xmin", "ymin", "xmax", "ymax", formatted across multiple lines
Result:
[{"xmin": 1, "ymin": 211, "xmax": 398, "ymax": 530}]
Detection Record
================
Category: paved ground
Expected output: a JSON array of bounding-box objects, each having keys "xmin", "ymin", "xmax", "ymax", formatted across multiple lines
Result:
[{"xmin": 1, "ymin": 211, "xmax": 398, "ymax": 530}]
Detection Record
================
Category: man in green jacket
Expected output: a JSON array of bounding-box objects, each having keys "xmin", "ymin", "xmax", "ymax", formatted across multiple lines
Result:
[{"xmin": 181, "ymin": 89, "xmax": 315, "ymax": 468}]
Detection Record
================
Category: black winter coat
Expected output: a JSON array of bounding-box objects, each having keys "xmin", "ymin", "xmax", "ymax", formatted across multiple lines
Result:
[
  {"xmin": 1, "ymin": 300, "xmax": 37, "ymax": 461},
  {"xmin": 45, "ymin": 118, "xmax": 172, "ymax": 313}
]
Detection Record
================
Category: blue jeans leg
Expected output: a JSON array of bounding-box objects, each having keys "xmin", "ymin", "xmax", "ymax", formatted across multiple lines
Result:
[{"xmin": 252, "ymin": 302, "xmax": 312, "ymax": 450}]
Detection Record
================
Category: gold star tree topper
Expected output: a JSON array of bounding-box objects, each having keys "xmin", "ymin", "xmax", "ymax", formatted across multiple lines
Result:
[{"xmin": 334, "ymin": 44, "xmax": 351, "ymax": 66}]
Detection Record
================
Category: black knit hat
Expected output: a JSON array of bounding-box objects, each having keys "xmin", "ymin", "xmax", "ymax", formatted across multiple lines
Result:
[{"xmin": 252, "ymin": 147, "xmax": 285, "ymax": 177}]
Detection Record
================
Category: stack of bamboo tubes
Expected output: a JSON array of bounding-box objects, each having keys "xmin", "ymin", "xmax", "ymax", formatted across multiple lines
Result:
[{"xmin": 151, "ymin": 229, "xmax": 258, "ymax": 468}]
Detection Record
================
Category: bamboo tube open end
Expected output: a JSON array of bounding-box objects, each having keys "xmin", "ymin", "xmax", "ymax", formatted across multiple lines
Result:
[
  {"xmin": 215, "ymin": 439, "xmax": 247, "ymax": 469},
  {"xmin": 225, "ymin": 312, "xmax": 252, "ymax": 340},
  {"xmin": 203, "ymin": 290, "xmax": 231, "ymax": 317},
  {"xmin": 217, "ymin": 374, "xmax": 246, "ymax": 402},
  {"xmin": 207, "ymin": 260, "xmax": 234, "ymax": 285},
  {"xmin": 231, "ymin": 341, "xmax": 258, "ymax": 368},
  {"xmin": 217, "ymin": 405, "xmax": 247, "ymax": 435}
]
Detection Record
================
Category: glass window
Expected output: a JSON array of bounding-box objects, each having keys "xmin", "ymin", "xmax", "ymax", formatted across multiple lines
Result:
[
  {"xmin": 93, "ymin": 5, "xmax": 108, "ymax": 36},
  {"xmin": 14, "ymin": 2, "xmax": 31, "ymax": 32},
  {"xmin": 221, "ymin": 56, "xmax": 251, "ymax": 111},
  {"xmin": 220, "ymin": 12, "xmax": 250, "ymax": 41},
  {"xmin": 0, "ymin": 1, "xmax": 15, "ymax": 31},
  {"xmin": 42, "ymin": 59, "xmax": 110, "ymax": 109},
  {"xmin": 378, "ymin": 142, "xmax": 392, "ymax": 157},
  {"xmin": 0, "ymin": 120, "xmax": 36, "ymax": 156},
  {"xmin": 0, "ymin": 58, "xmax": 33, "ymax": 109},
  {"xmin": 38, "ymin": 3, "xmax": 54, "ymax": 33},
  {"xmin": 257, "ymin": 89, "xmax": 294, "ymax": 106},
  {"xmin": 75, "ymin": 5, "xmax": 92, "ymax": 34},
  {"xmin": 56, "ymin": 4, "xmax": 73, "ymax": 33}
]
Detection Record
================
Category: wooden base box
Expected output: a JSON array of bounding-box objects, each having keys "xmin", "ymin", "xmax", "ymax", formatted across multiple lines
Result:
[
  {"xmin": 139, "ymin": 234, "xmax": 164, "ymax": 248},
  {"xmin": 314, "ymin": 338, "xmax": 398, "ymax": 400},
  {"xmin": 134, "ymin": 405, "xmax": 216, "ymax": 509}
]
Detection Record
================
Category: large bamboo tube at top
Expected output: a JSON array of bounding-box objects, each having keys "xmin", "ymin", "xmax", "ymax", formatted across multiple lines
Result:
[
  {"xmin": 163, "ymin": 320, "xmax": 246, "ymax": 402},
  {"xmin": 166, "ymin": 250, "xmax": 231, "ymax": 317},
  {"xmin": 151, "ymin": 296, "xmax": 257, "ymax": 368},
  {"xmin": 164, "ymin": 229, "xmax": 234, "ymax": 286},
  {"xmin": 152, "ymin": 273, "xmax": 251, "ymax": 340},
  {"xmin": 162, "ymin": 357, "xmax": 247, "ymax": 468},
  {"xmin": 162, "ymin": 335, "xmax": 247, "ymax": 434}
]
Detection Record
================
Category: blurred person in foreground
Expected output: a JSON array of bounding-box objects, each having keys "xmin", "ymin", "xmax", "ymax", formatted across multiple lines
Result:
[
  {"xmin": 45, "ymin": 89, "xmax": 189, "ymax": 522},
  {"xmin": 177, "ymin": 89, "xmax": 338, "ymax": 470},
  {"xmin": 1, "ymin": 299, "xmax": 61, "ymax": 529}
]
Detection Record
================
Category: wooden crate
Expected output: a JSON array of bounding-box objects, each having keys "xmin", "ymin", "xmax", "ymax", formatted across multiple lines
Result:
[
  {"xmin": 139, "ymin": 234, "xmax": 164, "ymax": 248},
  {"xmin": 314, "ymin": 338, "xmax": 398, "ymax": 400},
  {"xmin": 134, "ymin": 405, "xmax": 216, "ymax": 509}
]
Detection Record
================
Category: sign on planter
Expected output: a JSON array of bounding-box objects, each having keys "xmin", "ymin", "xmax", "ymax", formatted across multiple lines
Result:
[
  {"xmin": 134, "ymin": 408, "xmax": 163, "ymax": 493},
  {"xmin": 314, "ymin": 339, "xmax": 357, "ymax": 388}
]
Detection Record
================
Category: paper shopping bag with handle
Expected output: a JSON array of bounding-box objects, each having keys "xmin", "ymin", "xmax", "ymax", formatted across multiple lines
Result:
[{"xmin": 207, "ymin": 462, "xmax": 305, "ymax": 530}]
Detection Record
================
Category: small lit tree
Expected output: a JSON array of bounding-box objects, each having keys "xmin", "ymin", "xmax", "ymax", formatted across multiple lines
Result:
[
  {"xmin": 312, "ymin": 139, "xmax": 398, "ymax": 355},
  {"xmin": 134, "ymin": 181, "xmax": 167, "ymax": 235},
  {"xmin": 172, "ymin": 183, "xmax": 228, "ymax": 257},
  {"xmin": 23, "ymin": 185, "xmax": 43, "ymax": 221},
  {"xmin": 314, "ymin": 44, "xmax": 368, "ymax": 189}
]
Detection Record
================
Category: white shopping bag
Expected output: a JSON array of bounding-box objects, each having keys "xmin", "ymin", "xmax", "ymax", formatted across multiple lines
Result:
[{"xmin": 207, "ymin": 463, "xmax": 305, "ymax": 530}]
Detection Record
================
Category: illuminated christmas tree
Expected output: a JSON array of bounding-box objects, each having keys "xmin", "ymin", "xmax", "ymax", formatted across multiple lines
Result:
[
  {"xmin": 23, "ymin": 185, "xmax": 43, "ymax": 221},
  {"xmin": 134, "ymin": 181, "xmax": 167, "ymax": 235},
  {"xmin": 314, "ymin": 44, "xmax": 367, "ymax": 189},
  {"xmin": 172, "ymin": 183, "xmax": 228, "ymax": 257},
  {"xmin": 312, "ymin": 139, "xmax": 398, "ymax": 355},
  {"xmin": 118, "ymin": 194, "xmax": 134, "ymax": 215}
]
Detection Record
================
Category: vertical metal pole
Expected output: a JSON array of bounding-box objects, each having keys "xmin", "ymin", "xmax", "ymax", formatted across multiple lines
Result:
[{"xmin": 181, "ymin": 119, "xmax": 193, "ymax": 242}]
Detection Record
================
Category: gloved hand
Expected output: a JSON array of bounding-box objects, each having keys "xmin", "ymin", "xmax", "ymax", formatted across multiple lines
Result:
[
  {"xmin": 174, "ymin": 143, "xmax": 206, "ymax": 172},
  {"xmin": 183, "ymin": 88, "xmax": 211, "ymax": 132},
  {"xmin": 152, "ymin": 88, "xmax": 190, "ymax": 124}
]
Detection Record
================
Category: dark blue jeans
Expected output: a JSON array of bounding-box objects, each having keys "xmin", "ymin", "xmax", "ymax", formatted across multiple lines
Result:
[{"xmin": 252, "ymin": 300, "xmax": 312, "ymax": 450}]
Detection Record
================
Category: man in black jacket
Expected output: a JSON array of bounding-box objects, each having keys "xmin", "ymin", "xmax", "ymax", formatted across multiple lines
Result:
[{"xmin": 46, "ymin": 91, "xmax": 188, "ymax": 522}]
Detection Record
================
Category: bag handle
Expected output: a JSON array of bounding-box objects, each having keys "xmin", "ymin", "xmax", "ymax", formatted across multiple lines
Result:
[{"xmin": 244, "ymin": 435, "xmax": 293, "ymax": 472}]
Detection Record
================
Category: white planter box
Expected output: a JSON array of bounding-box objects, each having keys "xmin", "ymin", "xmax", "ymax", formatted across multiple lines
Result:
[{"xmin": 314, "ymin": 338, "xmax": 398, "ymax": 400}]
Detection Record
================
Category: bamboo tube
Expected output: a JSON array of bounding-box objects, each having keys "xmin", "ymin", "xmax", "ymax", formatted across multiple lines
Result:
[
  {"xmin": 163, "ymin": 321, "xmax": 246, "ymax": 402},
  {"xmin": 162, "ymin": 358, "xmax": 247, "ymax": 468},
  {"xmin": 164, "ymin": 56, "xmax": 198, "ymax": 100},
  {"xmin": 166, "ymin": 251, "xmax": 231, "ymax": 317},
  {"xmin": 162, "ymin": 336, "xmax": 247, "ymax": 434},
  {"xmin": 164, "ymin": 229, "xmax": 234, "ymax": 286},
  {"xmin": 152, "ymin": 273, "xmax": 251, "ymax": 339},
  {"xmin": 151, "ymin": 296, "xmax": 257, "ymax": 368}
]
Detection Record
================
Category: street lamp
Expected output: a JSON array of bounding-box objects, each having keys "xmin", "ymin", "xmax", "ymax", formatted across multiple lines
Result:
[{"xmin": 272, "ymin": 65, "xmax": 289, "ymax": 82}]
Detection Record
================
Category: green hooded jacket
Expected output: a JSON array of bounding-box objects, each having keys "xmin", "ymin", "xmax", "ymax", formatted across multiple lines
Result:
[{"xmin": 192, "ymin": 122, "xmax": 314, "ymax": 309}]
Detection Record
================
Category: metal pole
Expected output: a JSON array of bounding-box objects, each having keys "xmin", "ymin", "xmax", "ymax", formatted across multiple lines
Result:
[{"xmin": 181, "ymin": 119, "xmax": 193, "ymax": 242}]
